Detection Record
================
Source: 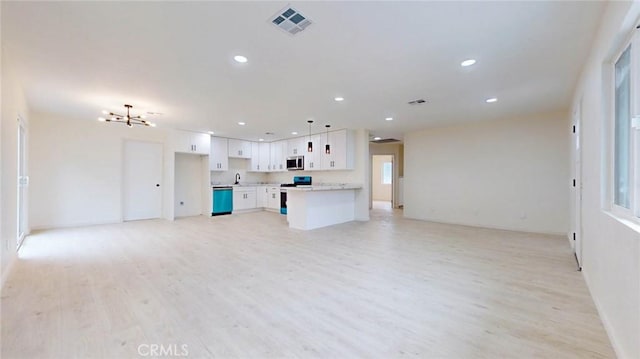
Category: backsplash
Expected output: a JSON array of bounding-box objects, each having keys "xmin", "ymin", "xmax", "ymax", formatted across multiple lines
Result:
[
  {"xmin": 210, "ymin": 158, "xmax": 268, "ymax": 185},
  {"xmin": 211, "ymin": 160, "xmax": 362, "ymax": 186},
  {"xmin": 267, "ymin": 170, "xmax": 362, "ymax": 185}
]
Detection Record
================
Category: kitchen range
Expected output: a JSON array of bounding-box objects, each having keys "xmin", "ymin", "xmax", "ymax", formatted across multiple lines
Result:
[{"xmin": 279, "ymin": 176, "xmax": 312, "ymax": 214}]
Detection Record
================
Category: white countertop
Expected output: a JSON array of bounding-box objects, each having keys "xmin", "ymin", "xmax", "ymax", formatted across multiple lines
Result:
[
  {"xmin": 212, "ymin": 183, "xmax": 280, "ymax": 188},
  {"xmin": 286, "ymin": 184, "xmax": 362, "ymax": 191}
]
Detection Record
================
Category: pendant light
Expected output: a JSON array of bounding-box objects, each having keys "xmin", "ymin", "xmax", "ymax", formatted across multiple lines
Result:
[
  {"xmin": 325, "ymin": 125, "xmax": 331, "ymax": 154},
  {"xmin": 307, "ymin": 120, "xmax": 314, "ymax": 152}
]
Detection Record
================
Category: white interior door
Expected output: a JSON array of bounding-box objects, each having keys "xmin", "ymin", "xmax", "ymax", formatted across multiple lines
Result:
[{"xmin": 123, "ymin": 140, "xmax": 163, "ymax": 221}]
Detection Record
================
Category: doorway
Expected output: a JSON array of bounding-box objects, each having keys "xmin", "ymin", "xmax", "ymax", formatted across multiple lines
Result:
[
  {"xmin": 17, "ymin": 117, "xmax": 27, "ymax": 248},
  {"xmin": 123, "ymin": 140, "xmax": 163, "ymax": 221},
  {"xmin": 372, "ymin": 155, "xmax": 393, "ymax": 210},
  {"xmin": 174, "ymin": 153, "xmax": 205, "ymax": 218}
]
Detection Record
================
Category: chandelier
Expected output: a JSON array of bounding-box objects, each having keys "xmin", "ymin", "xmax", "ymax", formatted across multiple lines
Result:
[{"xmin": 98, "ymin": 104, "xmax": 156, "ymax": 127}]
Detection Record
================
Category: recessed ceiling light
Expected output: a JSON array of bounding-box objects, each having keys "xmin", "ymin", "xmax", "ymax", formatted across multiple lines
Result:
[
  {"xmin": 150, "ymin": 123, "xmax": 157, "ymax": 127},
  {"xmin": 97, "ymin": 117, "xmax": 106, "ymax": 122},
  {"xmin": 238, "ymin": 122, "xmax": 246, "ymax": 126},
  {"xmin": 373, "ymin": 137, "xmax": 382, "ymax": 141},
  {"xmin": 259, "ymin": 138, "xmax": 264, "ymax": 142},
  {"xmin": 485, "ymin": 97, "xmax": 498, "ymax": 103},
  {"xmin": 461, "ymin": 59, "xmax": 476, "ymax": 67},
  {"xmin": 208, "ymin": 131, "xmax": 214, "ymax": 135},
  {"xmin": 385, "ymin": 117, "xmax": 393, "ymax": 121},
  {"xmin": 101, "ymin": 110, "xmax": 109, "ymax": 115},
  {"xmin": 234, "ymin": 55, "xmax": 248, "ymax": 63},
  {"xmin": 334, "ymin": 97, "xmax": 344, "ymax": 102},
  {"xmin": 291, "ymin": 131, "xmax": 298, "ymax": 135}
]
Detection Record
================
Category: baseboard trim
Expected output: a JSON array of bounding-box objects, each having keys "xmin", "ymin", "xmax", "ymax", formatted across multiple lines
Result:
[
  {"xmin": 1, "ymin": 252, "xmax": 18, "ymax": 289},
  {"xmin": 30, "ymin": 219, "xmax": 122, "ymax": 232},
  {"xmin": 581, "ymin": 269, "xmax": 627, "ymax": 359},
  {"xmin": 402, "ymin": 215, "xmax": 566, "ymax": 237}
]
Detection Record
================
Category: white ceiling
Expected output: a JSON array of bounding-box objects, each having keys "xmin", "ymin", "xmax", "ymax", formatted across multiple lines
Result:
[{"xmin": 2, "ymin": 1, "xmax": 604, "ymax": 142}]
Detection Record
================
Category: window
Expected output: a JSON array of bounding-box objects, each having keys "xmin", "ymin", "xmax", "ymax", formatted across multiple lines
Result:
[
  {"xmin": 614, "ymin": 45, "xmax": 631, "ymax": 209},
  {"xmin": 612, "ymin": 32, "xmax": 640, "ymax": 219},
  {"xmin": 382, "ymin": 162, "xmax": 392, "ymax": 184}
]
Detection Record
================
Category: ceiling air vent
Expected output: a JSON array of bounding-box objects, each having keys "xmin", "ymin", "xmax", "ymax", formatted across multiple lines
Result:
[
  {"xmin": 408, "ymin": 99, "xmax": 427, "ymax": 105},
  {"xmin": 270, "ymin": 6, "xmax": 312, "ymax": 36},
  {"xmin": 371, "ymin": 138, "xmax": 400, "ymax": 144}
]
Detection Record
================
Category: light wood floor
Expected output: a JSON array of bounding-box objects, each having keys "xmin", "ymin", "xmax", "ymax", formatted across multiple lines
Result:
[{"xmin": 2, "ymin": 208, "xmax": 614, "ymax": 358}]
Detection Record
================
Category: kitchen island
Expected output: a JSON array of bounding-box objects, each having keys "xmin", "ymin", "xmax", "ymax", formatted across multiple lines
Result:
[{"xmin": 285, "ymin": 185, "xmax": 362, "ymax": 230}]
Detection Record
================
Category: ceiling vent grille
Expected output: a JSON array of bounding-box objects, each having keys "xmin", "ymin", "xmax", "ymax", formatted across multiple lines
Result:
[
  {"xmin": 270, "ymin": 6, "xmax": 312, "ymax": 36},
  {"xmin": 371, "ymin": 138, "xmax": 400, "ymax": 144},
  {"xmin": 408, "ymin": 99, "xmax": 427, "ymax": 105}
]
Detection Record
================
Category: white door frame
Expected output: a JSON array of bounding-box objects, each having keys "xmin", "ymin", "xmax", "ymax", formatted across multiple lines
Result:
[
  {"xmin": 17, "ymin": 116, "xmax": 28, "ymax": 249},
  {"xmin": 572, "ymin": 99, "xmax": 583, "ymax": 270}
]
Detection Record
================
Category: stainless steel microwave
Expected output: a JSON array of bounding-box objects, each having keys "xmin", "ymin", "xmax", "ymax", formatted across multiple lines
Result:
[{"xmin": 286, "ymin": 156, "xmax": 304, "ymax": 171}]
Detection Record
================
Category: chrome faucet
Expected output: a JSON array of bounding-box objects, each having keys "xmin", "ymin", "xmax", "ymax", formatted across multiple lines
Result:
[{"xmin": 234, "ymin": 173, "xmax": 241, "ymax": 185}]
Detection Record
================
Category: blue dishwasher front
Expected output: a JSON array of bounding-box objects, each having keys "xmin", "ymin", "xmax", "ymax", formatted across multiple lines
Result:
[{"xmin": 212, "ymin": 187, "xmax": 233, "ymax": 216}]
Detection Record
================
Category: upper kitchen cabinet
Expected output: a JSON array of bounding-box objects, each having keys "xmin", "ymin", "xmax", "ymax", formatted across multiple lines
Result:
[
  {"xmin": 321, "ymin": 129, "xmax": 355, "ymax": 170},
  {"xmin": 287, "ymin": 137, "xmax": 305, "ymax": 156},
  {"xmin": 259, "ymin": 142, "xmax": 271, "ymax": 171},
  {"xmin": 270, "ymin": 140, "xmax": 287, "ymax": 171},
  {"xmin": 304, "ymin": 134, "xmax": 322, "ymax": 171},
  {"xmin": 250, "ymin": 142, "xmax": 271, "ymax": 172},
  {"xmin": 250, "ymin": 142, "xmax": 261, "ymax": 172},
  {"xmin": 172, "ymin": 130, "xmax": 210, "ymax": 155},
  {"xmin": 209, "ymin": 137, "xmax": 229, "ymax": 171},
  {"xmin": 228, "ymin": 139, "xmax": 252, "ymax": 159}
]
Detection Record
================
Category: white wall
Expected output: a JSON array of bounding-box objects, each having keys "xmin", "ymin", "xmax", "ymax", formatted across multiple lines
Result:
[
  {"xmin": 571, "ymin": 2, "xmax": 640, "ymax": 358},
  {"xmin": 372, "ymin": 155, "xmax": 392, "ymax": 201},
  {"xmin": 1, "ymin": 35, "xmax": 31, "ymax": 286},
  {"xmin": 404, "ymin": 111, "xmax": 570, "ymax": 234},
  {"xmin": 29, "ymin": 112, "xmax": 170, "ymax": 229},
  {"xmin": 174, "ymin": 153, "xmax": 204, "ymax": 217}
]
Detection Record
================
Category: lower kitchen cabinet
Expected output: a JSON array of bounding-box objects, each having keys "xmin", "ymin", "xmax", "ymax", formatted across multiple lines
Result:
[
  {"xmin": 256, "ymin": 186, "xmax": 269, "ymax": 208},
  {"xmin": 267, "ymin": 187, "xmax": 280, "ymax": 210},
  {"xmin": 232, "ymin": 187, "xmax": 257, "ymax": 211}
]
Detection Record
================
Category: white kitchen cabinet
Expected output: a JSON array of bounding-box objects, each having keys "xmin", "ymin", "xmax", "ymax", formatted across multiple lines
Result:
[
  {"xmin": 256, "ymin": 186, "xmax": 269, "ymax": 208},
  {"xmin": 320, "ymin": 129, "xmax": 355, "ymax": 170},
  {"xmin": 209, "ymin": 137, "xmax": 229, "ymax": 171},
  {"xmin": 304, "ymin": 134, "xmax": 322, "ymax": 171},
  {"xmin": 259, "ymin": 142, "xmax": 271, "ymax": 171},
  {"xmin": 233, "ymin": 187, "xmax": 257, "ymax": 211},
  {"xmin": 267, "ymin": 187, "xmax": 280, "ymax": 210},
  {"xmin": 250, "ymin": 142, "xmax": 271, "ymax": 172},
  {"xmin": 270, "ymin": 140, "xmax": 287, "ymax": 171},
  {"xmin": 172, "ymin": 130, "xmax": 210, "ymax": 155},
  {"xmin": 287, "ymin": 137, "xmax": 305, "ymax": 156},
  {"xmin": 228, "ymin": 139, "xmax": 252, "ymax": 159},
  {"xmin": 250, "ymin": 142, "xmax": 261, "ymax": 172}
]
